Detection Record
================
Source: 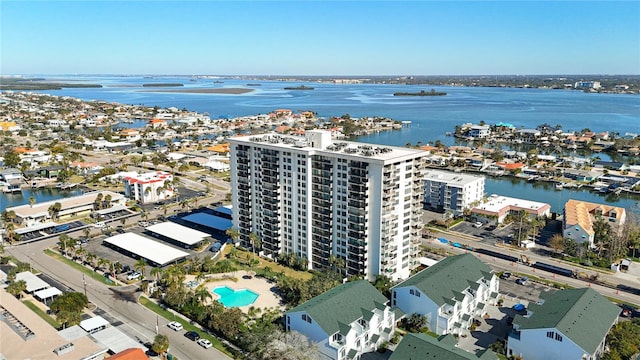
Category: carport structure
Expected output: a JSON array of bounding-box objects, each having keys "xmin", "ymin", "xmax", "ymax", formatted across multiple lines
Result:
[
  {"xmin": 15, "ymin": 271, "xmax": 50, "ymax": 293},
  {"xmin": 103, "ymin": 233, "xmax": 189, "ymax": 267},
  {"xmin": 145, "ymin": 222, "xmax": 210, "ymax": 249},
  {"xmin": 182, "ymin": 212, "xmax": 232, "ymax": 238},
  {"xmin": 33, "ymin": 287, "xmax": 62, "ymax": 305}
]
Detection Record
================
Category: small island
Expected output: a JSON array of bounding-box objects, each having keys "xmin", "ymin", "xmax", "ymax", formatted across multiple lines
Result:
[
  {"xmin": 284, "ymin": 85, "xmax": 315, "ymax": 90},
  {"xmin": 246, "ymin": 83, "xmax": 262, "ymax": 86},
  {"xmin": 142, "ymin": 83, "xmax": 184, "ymax": 87},
  {"xmin": 394, "ymin": 89, "xmax": 447, "ymax": 96}
]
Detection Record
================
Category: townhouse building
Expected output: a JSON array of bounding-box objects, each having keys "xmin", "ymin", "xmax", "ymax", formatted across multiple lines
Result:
[
  {"xmin": 507, "ymin": 288, "xmax": 619, "ymax": 360},
  {"xmin": 229, "ymin": 130, "xmax": 427, "ymax": 281},
  {"xmin": 285, "ymin": 280, "xmax": 394, "ymax": 360},
  {"xmin": 391, "ymin": 254, "xmax": 499, "ymax": 335}
]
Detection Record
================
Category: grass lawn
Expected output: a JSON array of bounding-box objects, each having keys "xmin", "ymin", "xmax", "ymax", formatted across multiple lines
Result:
[
  {"xmin": 139, "ymin": 297, "xmax": 235, "ymax": 357},
  {"xmin": 227, "ymin": 248, "xmax": 313, "ymax": 281},
  {"xmin": 44, "ymin": 248, "xmax": 118, "ymax": 286},
  {"xmin": 23, "ymin": 300, "xmax": 60, "ymax": 329}
]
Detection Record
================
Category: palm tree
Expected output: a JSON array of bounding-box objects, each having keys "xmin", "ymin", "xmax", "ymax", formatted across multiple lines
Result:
[
  {"xmin": 225, "ymin": 228, "xmax": 239, "ymax": 244},
  {"xmin": 249, "ymin": 232, "xmax": 261, "ymax": 258},
  {"xmin": 150, "ymin": 267, "xmax": 164, "ymax": 283},
  {"xmin": 135, "ymin": 258, "xmax": 147, "ymax": 279},
  {"xmin": 29, "ymin": 196, "xmax": 36, "ymax": 208},
  {"xmin": 94, "ymin": 193, "xmax": 103, "ymax": 210},
  {"xmin": 152, "ymin": 334, "xmax": 170, "ymax": 359},
  {"xmin": 103, "ymin": 194, "xmax": 112, "ymax": 209},
  {"xmin": 4, "ymin": 223, "xmax": 16, "ymax": 245},
  {"xmin": 194, "ymin": 287, "xmax": 212, "ymax": 305},
  {"xmin": 82, "ymin": 227, "xmax": 91, "ymax": 240}
]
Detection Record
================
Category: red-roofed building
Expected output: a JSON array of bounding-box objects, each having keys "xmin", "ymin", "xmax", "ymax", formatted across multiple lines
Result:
[
  {"xmin": 147, "ymin": 118, "xmax": 167, "ymax": 129},
  {"xmin": 123, "ymin": 171, "xmax": 174, "ymax": 204},
  {"xmin": 274, "ymin": 125, "xmax": 291, "ymax": 133},
  {"xmin": 496, "ymin": 162, "xmax": 524, "ymax": 171},
  {"xmin": 108, "ymin": 348, "xmax": 149, "ymax": 360}
]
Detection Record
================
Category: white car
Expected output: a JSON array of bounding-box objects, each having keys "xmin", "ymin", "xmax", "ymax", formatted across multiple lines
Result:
[
  {"xmin": 197, "ymin": 338, "xmax": 212, "ymax": 349},
  {"xmin": 473, "ymin": 222, "xmax": 483, "ymax": 228},
  {"xmin": 167, "ymin": 321, "xmax": 183, "ymax": 331},
  {"xmin": 126, "ymin": 271, "xmax": 142, "ymax": 281}
]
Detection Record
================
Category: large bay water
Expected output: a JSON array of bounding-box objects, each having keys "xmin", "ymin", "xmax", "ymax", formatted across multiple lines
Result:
[{"xmin": 2, "ymin": 75, "xmax": 637, "ymax": 212}]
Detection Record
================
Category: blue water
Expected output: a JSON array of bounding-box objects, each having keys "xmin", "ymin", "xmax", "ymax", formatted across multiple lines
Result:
[
  {"xmin": 6, "ymin": 75, "xmax": 638, "ymax": 212},
  {"xmin": 32, "ymin": 76, "xmax": 639, "ymax": 149},
  {"xmin": 484, "ymin": 178, "xmax": 639, "ymax": 214},
  {"xmin": 213, "ymin": 286, "xmax": 259, "ymax": 307},
  {"xmin": 1, "ymin": 188, "xmax": 84, "ymax": 212}
]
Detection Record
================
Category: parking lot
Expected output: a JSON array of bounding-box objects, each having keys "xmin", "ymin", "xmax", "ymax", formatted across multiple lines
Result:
[
  {"xmin": 451, "ymin": 220, "xmax": 515, "ymax": 245},
  {"xmin": 79, "ymin": 221, "xmax": 217, "ymax": 280}
]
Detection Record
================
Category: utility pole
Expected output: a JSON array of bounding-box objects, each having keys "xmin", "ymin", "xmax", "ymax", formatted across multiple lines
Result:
[{"xmin": 83, "ymin": 273, "xmax": 87, "ymax": 297}]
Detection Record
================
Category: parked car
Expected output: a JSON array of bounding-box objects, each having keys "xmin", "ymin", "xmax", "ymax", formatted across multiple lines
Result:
[
  {"xmin": 127, "ymin": 271, "xmax": 142, "ymax": 281},
  {"xmin": 93, "ymin": 222, "xmax": 106, "ymax": 228},
  {"xmin": 122, "ymin": 265, "xmax": 131, "ymax": 273},
  {"xmin": 184, "ymin": 331, "xmax": 200, "ymax": 341},
  {"xmin": 473, "ymin": 221, "xmax": 483, "ymax": 228},
  {"xmin": 167, "ymin": 321, "xmax": 183, "ymax": 331},
  {"xmin": 500, "ymin": 272, "xmax": 512, "ymax": 280},
  {"xmin": 197, "ymin": 338, "xmax": 212, "ymax": 349},
  {"xmin": 516, "ymin": 276, "xmax": 529, "ymax": 285},
  {"xmin": 210, "ymin": 243, "xmax": 222, "ymax": 252}
]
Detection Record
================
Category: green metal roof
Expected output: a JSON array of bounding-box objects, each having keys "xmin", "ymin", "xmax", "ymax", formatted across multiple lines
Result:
[
  {"xmin": 516, "ymin": 288, "xmax": 620, "ymax": 354},
  {"xmin": 286, "ymin": 280, "xmax": 388, "ymax": 335},
  {"xmin": 389, "ymin": 333, "xmax": 497, "ymax": 360},
  {"xmin": 392, "ymin": 253, "xmax": 493, "ymax": 306}
]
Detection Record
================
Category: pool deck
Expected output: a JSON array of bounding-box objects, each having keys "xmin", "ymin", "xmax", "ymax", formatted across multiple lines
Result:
[{"xmin": 183, "ymin": 271, "xmax": 283, "ymax": 312}]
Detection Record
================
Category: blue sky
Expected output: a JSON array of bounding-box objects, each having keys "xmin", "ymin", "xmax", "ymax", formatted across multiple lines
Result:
[{"xmin": 1, "ymin": 1, "xmax": 639, "ymax": 75}]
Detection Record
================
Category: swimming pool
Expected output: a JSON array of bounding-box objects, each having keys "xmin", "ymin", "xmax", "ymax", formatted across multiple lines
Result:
[{"xmin": 213, "ymin": 286, "xmax": 259, "ymax": 307}]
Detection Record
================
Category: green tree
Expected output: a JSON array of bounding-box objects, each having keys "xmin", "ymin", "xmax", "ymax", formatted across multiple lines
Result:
[
  {"xmin": 3, "ymin": 150, "xmax": 21, "ymax": 168},
  {"xmin": 152, "ymin": 334, "xmax": 170, "ymax": 358},
  {"xmin": 135, "ymin": 258, "xmax": 147, "ymax": 279},
  {"xmin": 600, "ymin": 320, "xmax": 640, "ymax": 360},
  {"xmin": 28, "ymin": 196, "xmax": 36, "ymax": 208},
  {"xmin": 6, "ymin": 280, "xmax": 27, "ymax": 298},
  {"xmin": 50, "ymin": 292, "xmax": 88, "ymax": 327},
  {"xmin": 549, "ymin": 234, "xmax": 565, "ymax": 254}
]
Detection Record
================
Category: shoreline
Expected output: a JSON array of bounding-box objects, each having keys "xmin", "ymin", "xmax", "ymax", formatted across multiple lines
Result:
[{"xmin": 139, "ymin": 87, "xmax": 254, "ymax": 94}]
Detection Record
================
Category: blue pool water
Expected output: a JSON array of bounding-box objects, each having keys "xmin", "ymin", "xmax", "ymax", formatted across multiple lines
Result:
[{"xmin": 213, "ymin": 286, "xmax": 259, "ymax": 307}]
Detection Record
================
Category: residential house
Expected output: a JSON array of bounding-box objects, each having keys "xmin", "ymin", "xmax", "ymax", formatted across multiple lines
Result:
[
  {"xmin": 468, "ymin": 125, "xmax": 491, "ymax": 139},
  {"xmin": 391, "ymin": 254, "xmax": 499, "ymax": 335},
  {"xmin": 507, "ymin": 288, "xmax": 619, "ymax": 360},
  {"xmin": 285, "ymin": 280, "xmax": 395, "ymax": 360},
  {"xmin": 147, "ymin": 118, "xmax": 168, "ymax": 129},
  {"xmin": 389, "ymin": 333, "xmax": 497, "ymax": 360},
  {"xmin": 563, "ymin": 199, "xmax": 626, "ymax": 248}
]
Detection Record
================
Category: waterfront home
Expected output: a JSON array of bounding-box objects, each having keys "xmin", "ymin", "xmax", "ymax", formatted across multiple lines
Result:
[
  {"xmin": 285, "ymin": 280, "xmax": 394, "ymax": 360},
  {"xmin": 468, "ymin": 125, "xmax": 491, "ymax": 139},
  {"xmin": 471, "ymin": 194, "xmax": 551, "ymax": 224},
  {"xmin": 391, "ymin": 254, "xmax": 499, "ymax": 335},
  {"xmin": 563, "ymin": 199, "xmax": 626, "ymax": 248},
  {"xmin": 507, "ymin": 288, "xmax": 619, "ymax": 360},
  {"xmin": 119, "ymin": 128, "xmax": 141, "ymax": 142},
  {"xmin": 0, "ymin": 168, "xmax": 23, "ymax": 192},
  {"xmin": 563, "ymin": 169, "xmax": 597, "ymax": 182},
  {"xmin": 71, "ymin": 161, "xmax": 104, "ymax": 175},
  {"xmin": 147, "ymin": 118, "xmax": 168, "ymax": 128},
  {"xmin": 6, "ymin": 191, "xmax": 126, "ymax": 226},
  {"xmin": 389, "ymin": 333, "xmax": 497, "ymax": 360}
]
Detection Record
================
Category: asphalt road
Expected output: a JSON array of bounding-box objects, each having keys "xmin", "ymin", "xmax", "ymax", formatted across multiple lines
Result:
[
  {"xmin": 423, "ymin": 231, "xmax": 640, "ymax": 306},
  {"xmin": 8, "ymin": 237, "xmax": 232, "ymax": 360}
]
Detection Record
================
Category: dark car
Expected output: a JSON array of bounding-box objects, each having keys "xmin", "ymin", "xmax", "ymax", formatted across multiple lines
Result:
[
  {"xmin": 122, "ymin": 265, "xmax": 131, "ymax": 273},
  {"xmin": 500, "ymin": 272, "xmax": 512, "ymax": 280},
  {"xmin": 185, "ymin": 331, "xmax": 200, "ymax": 341}
]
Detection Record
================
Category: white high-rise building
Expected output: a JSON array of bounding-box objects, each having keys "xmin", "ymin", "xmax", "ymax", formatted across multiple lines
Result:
[
  {"xmin": 229, "ymin": 130, "xmax": 427, "ymax": 281},
  {"xmin": 423, "ymin": 170, "xmax": 485, "ymax": 216}
]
